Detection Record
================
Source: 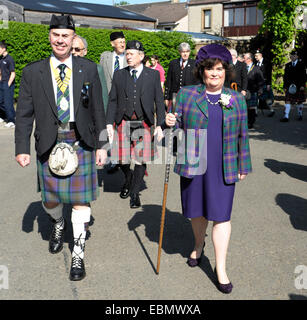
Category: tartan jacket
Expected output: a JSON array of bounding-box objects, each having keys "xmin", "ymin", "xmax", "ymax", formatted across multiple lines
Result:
[{"xmin": 173, "ymin": 84, "xmax": 252, "ymax": 183}]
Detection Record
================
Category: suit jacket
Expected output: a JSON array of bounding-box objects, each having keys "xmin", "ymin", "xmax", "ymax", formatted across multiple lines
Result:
[
  {"xmin": 15, "ymin": 55, "xmax": 106, "ymax": 157},
  {"xmin": 257, "ymin": 59, "xmax": 272, "ymax": 85},
  {"xmin": 173, "ymin": 84, "xmax": 252, "ymax": 183},
  {"xmin": 233, "ymin": 60, "xmax": 248, "ymax": 92},
  {"xmin": 164, "ymin": 58, "xmax": 199, "ymax": 100},
  {"xmin": 283, "ymin": 60, "xmax": 306, "ymax": 90},
  {"xmin": 246, "ymin": 64, "xmax": 264, "ymax": 94},
  {"xmin": 106, "ymin": 66, "xmax": 165, "ymax": 126},
  {"xmin": 99, "ymin": 51, "xmax": 128, "ymax": 93}
]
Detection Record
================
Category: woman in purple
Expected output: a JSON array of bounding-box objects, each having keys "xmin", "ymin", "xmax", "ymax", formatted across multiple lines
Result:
[{"xmin": 165, "ymin": 44, "xmax": 252, "ymax": 293}]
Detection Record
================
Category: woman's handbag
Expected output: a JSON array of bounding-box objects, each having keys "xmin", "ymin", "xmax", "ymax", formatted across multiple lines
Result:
[{"xmin": 48, "ymin": 142, "xmax": 79, "ymax": 176}]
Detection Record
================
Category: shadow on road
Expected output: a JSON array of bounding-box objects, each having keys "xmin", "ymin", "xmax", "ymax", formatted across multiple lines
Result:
[
  {"xmin": 264, "ymin": 159, "xmax": 307, "ymax": 183},
  {"xmin": 248, "ymin": 107, "xmax": 307, "ymax": 150},
  {"xmin": 97, "ymin": 167, "xmax": 147, "ymax": 193},
  {"xmin": 21, "ymin": 201, "xmax": 94, "ymax": 252},
  {"xmin": 127, "ymin": 204, "xmax": 216, "ymax": 285},
  {"xmin": 275, "ymin": 194, "xmax": 307, "ymax": 232},
  {"xmin": 289, "ymin": 293, "xmax": 307, "ymax": 300}
]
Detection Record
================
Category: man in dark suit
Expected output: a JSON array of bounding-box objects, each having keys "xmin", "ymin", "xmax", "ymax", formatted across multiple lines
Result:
[
  {"xmin": 164, "ymin": 42, "xmax": 199, "ymax": 111},
  {"xmin": 106, "ymin": 40, "xmax": 165, "ymax": 208},
  {"xmin": 280, "ymin": 50, "xmax": 306, "ymax": 122},
  {"xmin": 229, "ymin": 48, "xmax": 247, "ymax": 95},
  {"xmin": 15, "ymin": 14, "xmax": 107, "ymax": 281},
  {"xmin": 244, "ymin": 52, "xmax": 264, "ymax": 128},
  {"xmin": 255, "ymin": 50, "xmax": 275, "ymax": 117}
]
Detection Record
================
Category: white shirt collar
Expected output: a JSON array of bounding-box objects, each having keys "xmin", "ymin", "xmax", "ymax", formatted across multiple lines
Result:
[
  {"xmin": 51, "ymin": 54, "xmax": 73, "ymax": 70},
  {"xmin": 130, "ymin": 64, "xmax": 143, "ymax": 77}
]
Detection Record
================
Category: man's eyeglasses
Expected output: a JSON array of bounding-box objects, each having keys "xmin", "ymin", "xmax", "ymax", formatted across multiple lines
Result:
[{"xmin": 72, "ymin": 47, "xmax": 85, "ymax": 52}]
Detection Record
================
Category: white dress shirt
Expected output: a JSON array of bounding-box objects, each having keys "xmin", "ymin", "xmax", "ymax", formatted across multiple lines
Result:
[
  {"xmin": 112, "ymin": 52, "xmax": 125, "ymax": 74},
  {"xmin": 129, "ymin": 63, "xmax": 144, "ymax": 79},
  {"xmin": 50, "ymin": 54, "xmax": 75, "ymax": 122}
]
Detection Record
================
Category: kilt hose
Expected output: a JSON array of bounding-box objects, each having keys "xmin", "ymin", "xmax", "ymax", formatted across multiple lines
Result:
[
  {"xmin": 37, "ymin": 129, "xmax": 98, "ymax": 204},
  {"xmin": 285, "ymin": 90, "xmax": 306, "ymax": 104},
  {"xmin": 111, "ymin": 119, "xmax": 158, "ymax": 164}
]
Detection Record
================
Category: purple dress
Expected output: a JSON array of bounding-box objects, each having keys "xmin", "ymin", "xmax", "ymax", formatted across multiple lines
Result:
[{"xmin": 180, "ymin": 93, "xmax": 235, "ymax": 222}]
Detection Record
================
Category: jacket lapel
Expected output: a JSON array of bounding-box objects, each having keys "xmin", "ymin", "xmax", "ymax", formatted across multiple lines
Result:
[
  {"xmin": 39, "ymin": 57, "xmax": 58, "ymax": 117},
  {"xmin": 222, "ymin": 87, "xmax": 233, "ymax": 124},
  {"xmin": 72, "ymin": 56, "xmax": 84, "ymax": 116},
  {"xmin": 195, "ymin": 84, "xmax": 208, "ymax": 118}
]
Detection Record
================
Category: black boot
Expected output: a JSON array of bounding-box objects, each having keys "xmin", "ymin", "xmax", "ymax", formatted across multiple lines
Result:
[
  {"xmin": 49, "ymin": 217, "xmax": 66, "ymax": 254},
  {"xmin": 130, "ymin": 164, "xmax": 146, "ymax": 208},
  {"xmin": 69, "ymin": 236, "xmax": 86, "ymax": 281},
  {"xmin": 120, "ymin": 164, "xmax": 133, "ymax": 199}
]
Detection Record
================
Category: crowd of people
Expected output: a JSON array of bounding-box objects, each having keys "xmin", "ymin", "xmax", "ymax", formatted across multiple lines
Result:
[{"xmin": 2, "ymin": 13, "xmax": 305, "ymax": 292}]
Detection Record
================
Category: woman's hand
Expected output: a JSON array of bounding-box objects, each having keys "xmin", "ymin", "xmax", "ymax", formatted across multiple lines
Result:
[
  {"xmin": 238, "ymin": 173, "xmax": 247, "ymax": 180},
  {"xmin": 165, "ymin": 113, "xmax": 177, "ymax": 127},
  {"xmin": 154, "ymin": 126, "xmax": 164, "ymax": 142},
  {"xmin": 96, "ymin": 149, "xmax": 107, "ymax": 167},
  {"xmin": 106, "ymin": 124, "xmax": 114, "ymax": 144}
]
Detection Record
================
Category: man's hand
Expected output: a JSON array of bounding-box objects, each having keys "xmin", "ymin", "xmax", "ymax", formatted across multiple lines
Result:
[
  {"xmin": 165, "ymin": 113, "xmax": 177, "ymax": 127},
  {"xmin": 164, "ymin": 100, "xmax": 169, "ymax": 107},
  {"xmin": 154, "ymin": 126, "xmax": 163, "ymax": 142},
  {"xmin": 241, "ymin": 90, "xmax": 246, "ymax": 96},
  {"xmin": 106, "ymin": 124, "xmax": 114, "ymax": 144},
  {"xmin": 16, "ymin": 154, "xmax": 30, "ymax": 167},
  {"xmin": 96, "ymin": 149, "xmax": 107, "ymax": 167}
]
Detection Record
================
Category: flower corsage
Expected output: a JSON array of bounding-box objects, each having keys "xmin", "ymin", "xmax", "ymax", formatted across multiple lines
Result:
[{"xmin": 218, "ymin": 93, "xmax": 233, "ymax": 110}]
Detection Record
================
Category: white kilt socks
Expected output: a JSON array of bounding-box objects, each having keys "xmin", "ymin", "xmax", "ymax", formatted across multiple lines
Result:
[
  {"xmin": 297, "ymin": 104, "xmax": 303, "ymax": 116},
  {"xmin": 71, "ymin": 207, "xmax": 91, "ymax": 259},
  {"xmin": 284, "ymin": 104, "xmax": 291, "ymax": 118}
]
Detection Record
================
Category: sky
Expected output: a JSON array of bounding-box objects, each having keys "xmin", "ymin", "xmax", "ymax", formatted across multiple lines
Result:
[{"xmin": 64, "ymin": 0, "xmax": 175, "ymax": 5}]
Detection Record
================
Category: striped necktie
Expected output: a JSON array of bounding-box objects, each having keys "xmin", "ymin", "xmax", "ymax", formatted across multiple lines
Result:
[
  {"xmin": 57, "ymin": 64, "xmax": 70, "ymax": 123},
  {"xmin": 114, "ymin": 55, "xmax": 120, "ymax": 72},
  {"xmin": 131, "ymin": 70, "xmax": 137, "ymax": 82}
]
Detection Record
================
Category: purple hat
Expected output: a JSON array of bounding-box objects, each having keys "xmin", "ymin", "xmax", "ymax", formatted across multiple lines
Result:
[{"xmin": 196, "ymin": 44, "xmax": 232, "ymax": 66}]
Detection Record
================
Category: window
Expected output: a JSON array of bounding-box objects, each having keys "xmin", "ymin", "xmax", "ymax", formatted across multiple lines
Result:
[
  {"xmin": 246, "ymin": 7, "xmax": 257, "ymax": 25},
  {"xmin": 257, "ymin": 8, "xmax": 264, "ymax": 24},
  {"xmin": 203, "ymin": 9, "xmax": 211, "ymax": 29},
  {"xmin": 224, "ymin": 9, "xmax": 234, "ymax": 27},
  {"xmin": 234, "ymin": 8, "xmax": 244, "ymax": 26}
]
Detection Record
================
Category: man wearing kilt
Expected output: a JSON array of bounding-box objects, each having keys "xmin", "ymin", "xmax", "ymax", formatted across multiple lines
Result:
[
  {"xmin": 15, "ymin": 14, "xmax": 107, "ymax": 281},
  {"xmin": 106, "ymin": 40, "xmax": 164, "ymax": 208},
  {"xmin": 280, "ymin": 50, "xmax": 306, "ymax": 122},
  {"xmin": 244, "ymin": 52, "xmax": 264, "ymax": 129}
]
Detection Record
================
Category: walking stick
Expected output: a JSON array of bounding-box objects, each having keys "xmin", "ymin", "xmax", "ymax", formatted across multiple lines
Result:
[{"xmin": 156, "ymin": 93, "xmax": 176, "ymax": 275}]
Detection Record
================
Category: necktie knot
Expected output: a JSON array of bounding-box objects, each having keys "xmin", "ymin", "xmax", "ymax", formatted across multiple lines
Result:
[
  {"xmin": 181, "ymin": 61, "xmax": 185, "ymax": 69},
  {"xmin": 58, "ymin": 64, "xmax": 66, "ymax": 81}
]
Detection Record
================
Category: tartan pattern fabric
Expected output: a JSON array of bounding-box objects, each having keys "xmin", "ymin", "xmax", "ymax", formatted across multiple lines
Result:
[
  {"xmin": 285, "ymin": 90, "xmax": 306, "ymax": 104},
  {"xmin": 131, "ymin": 70, "xmax": 137, "ymax": 82},
  {"xmin": 57, "ymin": 85, "xmax": 70, "ymax": 123},
  {"xmin": 37, "ymin": 130, "xmax": 98, "ymax": 204},
  {"xmin": 173, "ymin": 84, "xmax": 252, "ymax": 184},
  {"xmin": 246, "ymin": 92, "xmax": 258, "ymax": 108},
  {"xmin": 111, "ymin": 120, "xmax": 157, "ymax": 164}
]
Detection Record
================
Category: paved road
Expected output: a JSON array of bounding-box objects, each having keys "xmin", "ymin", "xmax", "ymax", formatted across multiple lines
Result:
[{"xmin": 0, "ymin": 105, "xmax": 306, "ymax": 300}]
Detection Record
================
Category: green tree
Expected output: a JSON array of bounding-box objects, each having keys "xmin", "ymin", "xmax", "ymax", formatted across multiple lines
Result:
[{"xmin": 258, "ymin": 0, "xmax": 305, "ymax": 91}]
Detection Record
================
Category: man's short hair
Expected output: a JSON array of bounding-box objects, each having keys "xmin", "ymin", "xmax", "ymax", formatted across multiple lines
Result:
[
  {"xmin": 0, "ymin": 41, "xmax": 7, "ymax": 50},
  {"xmin": 244, "ymin": 52, "xmax": 254, "ymax": 60},
  {"xmin": 178, "ymin": 42, "xmax": 190, "ymax": 52},
  {"xmin": 76, "ymin": 35, "xmax": 88, "ymax": 49}
]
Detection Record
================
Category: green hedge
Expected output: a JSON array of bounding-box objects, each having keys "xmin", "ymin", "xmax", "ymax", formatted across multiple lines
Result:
[{"xmin": 0, "ymin": 21, "xmax": 195, "ymax": 98}]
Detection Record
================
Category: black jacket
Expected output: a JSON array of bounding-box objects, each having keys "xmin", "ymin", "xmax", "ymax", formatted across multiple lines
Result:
[
  {"xmin": 106, "ymin": 66, "xmax": 165, "ymax": 126},
  {"xmin": 257, "ymin": 59, "xmax": 272, "ymax": 86},
  {"xmin": 232, "ymin": 60, "xmax": 248, "ymax": 92},
  {"xmin": 164, "ymin": 58, "xmax": 199, "ymax": 100},
  {"xmin": 246, "ymin": 64, "xmax": 265, "ymax": 94},
  {"xmin": 15, "ymin": 56, "xmax": 106, "ymax": 157},
  {"xmin": 283, "ymin": 60, "xmax": 306, "ymax": 90}
]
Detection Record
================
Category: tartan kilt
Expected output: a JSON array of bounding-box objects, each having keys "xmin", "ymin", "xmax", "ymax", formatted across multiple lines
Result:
[
  {"xmin": 285, "ymin": 89, "xmax": 306, "ymax": 104},
  {"xmin": 110, "ymin": 119, "xmax": 158, "ymax": 164},
  {"xmin": 37, "ymin": 130, "xmax": 98, "ymax": 204},
  {"xmin": 246, "ymin": 92, "xmax": 258, "ymax": 108}
]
